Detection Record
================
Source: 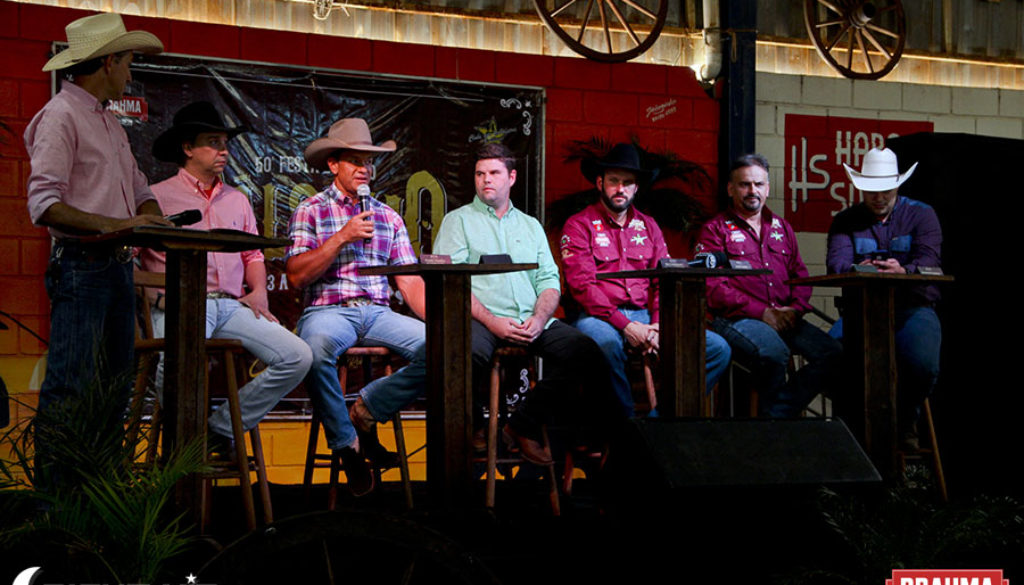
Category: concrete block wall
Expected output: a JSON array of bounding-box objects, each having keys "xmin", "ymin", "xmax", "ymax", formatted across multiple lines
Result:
[{"xmin": 755, "ymin": 71, "xmax": 1024, "ymax": 318}]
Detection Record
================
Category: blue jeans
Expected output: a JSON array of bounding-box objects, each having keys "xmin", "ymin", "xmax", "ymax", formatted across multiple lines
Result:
[
  {"xmin": 153, "ymin": 299, "xmax": 313, "ymax": 437},
  {"xmin": 297, "ymin": 304, "xmax": 425, "ymax": 450},
  {"xmin": 829, "ymin": 306, "xmax": 941, "ymax": 425},
  {"xmin": 39, "ymin": 247, "xmax": 135, "ymax": 412},
  {"xmin": 711, "ymin": 317, "xmax": 843, "ymax": 418},
  {"xmin": 574, "ymin": 309, "xmax": 732, "ymax": 418}
]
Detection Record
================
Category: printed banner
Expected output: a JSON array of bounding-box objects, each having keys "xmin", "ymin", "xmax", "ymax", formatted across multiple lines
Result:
[{"xmin": 784, "ymin": 113, "xmax": 933, "ymax": 233}]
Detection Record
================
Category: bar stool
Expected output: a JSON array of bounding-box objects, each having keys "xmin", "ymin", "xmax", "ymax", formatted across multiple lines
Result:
[
  {"xmin": 479, "ymin": 346, "xmax": 560, "ymax": 515},
  {"xmin": 128, "ymin": 271, "xmax": 273, "ymax": 532},
  {"xmin": 561, "ymin": 349, "xmax": 656, "ymax": 496},
  {"xmin": 302, "ymin": 346, "xmax": 413, "ymax": 510},
  {"xmin": 898, "ymin": 398, "xmax": 948, "ymax": 501}
]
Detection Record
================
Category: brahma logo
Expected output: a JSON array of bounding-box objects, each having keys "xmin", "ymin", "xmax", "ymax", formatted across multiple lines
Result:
[
  {"xmin": 107, "ymin": 96, "xmax": 149, "ymax": 121},
  {"xmin": 886, "ymin": 569, "xmax": 1009, "ymax": 585}
]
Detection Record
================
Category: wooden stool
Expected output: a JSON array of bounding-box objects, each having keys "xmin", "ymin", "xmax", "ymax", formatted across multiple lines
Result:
[
  {"xmin": 480, "ymin": 346, "xmax": 560, "ymax": 515},
  {"xmin": 898, "ymin": 397, "xmax": 948, "ymax": 501},
  {"xmin": 302, "ymin": 346, "xmax": 413, "ymax": 510},
  {"xmin": 128, "ymin": 271, "xmax": 273, "ymax": 532}
]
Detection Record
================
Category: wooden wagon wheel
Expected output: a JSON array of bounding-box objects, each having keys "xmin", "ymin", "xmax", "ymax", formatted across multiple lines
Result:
[
  {"xmin": 803, "ymin": 0, "xmax": 907, "ymax": 80},
  {"xmin": 534, "ymin": 0, "xmax": 669, "ymax": 63}
]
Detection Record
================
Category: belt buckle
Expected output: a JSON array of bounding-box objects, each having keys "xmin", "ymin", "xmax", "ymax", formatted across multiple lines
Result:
[{"xmin": 115, "ymin": 245, "xmax": 133, "ymax": 264}]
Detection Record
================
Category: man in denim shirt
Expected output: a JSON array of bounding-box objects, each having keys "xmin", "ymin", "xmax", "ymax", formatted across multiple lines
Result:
[{"xmin": 828, "ymin": 147, "xmax": 942, "ymax": 447}]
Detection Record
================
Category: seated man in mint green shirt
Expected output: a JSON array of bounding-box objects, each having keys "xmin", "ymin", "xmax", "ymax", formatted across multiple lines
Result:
[{"xmin": 433, "ymin": 143, "xmax": 620, "ymax": 466}]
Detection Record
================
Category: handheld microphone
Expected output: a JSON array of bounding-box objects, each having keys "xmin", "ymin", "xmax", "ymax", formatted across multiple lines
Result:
[
  {"xmin": 692, "ymin": 251, "xmax": 728, "ymax": 268},
  {"xmin": 356, "ymin": 184, "xmax": 372, "ymax": 242},
  {"xmin": 165, "ymin": 209, "xmax": 202, "ymax": 226}
]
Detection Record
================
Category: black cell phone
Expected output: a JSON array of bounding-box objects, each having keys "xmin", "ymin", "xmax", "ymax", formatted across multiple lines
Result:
[{"xmin": 165, "ymin": 209, "xmax": 202, "ymax": 226}]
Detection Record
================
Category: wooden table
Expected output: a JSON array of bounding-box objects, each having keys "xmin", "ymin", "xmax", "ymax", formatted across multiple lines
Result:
[
  {"xmin": 599, "ymin": 267, "xmax": 768, "ymax": 417},
  {"xmin": 360, "ymin": 262, "xmax": 536, "ymax": 508},
  {"xmin": 789, "ymin": 272, "xmax": 953, "ymax": 477},
  {"xmin": 89, "ymin": 226, "xmax": 290, "ymax": 520}
]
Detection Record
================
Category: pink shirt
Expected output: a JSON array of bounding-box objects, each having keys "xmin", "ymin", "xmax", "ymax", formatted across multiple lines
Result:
[
  {"xmin": 140, "ymin": 168, "xmax": 263, "ymax": 298},
  {"xmin": 25, "ymin": 83, "xmax": 155, "ymax": 237},
  {"xmin": 560, "ymin": 203, "xmax": 668, "ymax": 330}
]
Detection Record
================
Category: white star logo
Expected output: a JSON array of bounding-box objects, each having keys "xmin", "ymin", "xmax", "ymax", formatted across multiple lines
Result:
[
  {"xmin": 770, "ymin": 231, "xmax": 783, "ymax": 241},
  {"xmin": 631, "ymin": 234, "xmax": 648, "ymax": 245},
  {"xmin": 186, "ymin": 574, "xmax": 198, "ymax": 584}
]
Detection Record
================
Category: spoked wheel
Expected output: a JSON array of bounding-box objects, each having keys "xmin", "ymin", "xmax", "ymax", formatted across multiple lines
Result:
[
  {"xmin": 534, "ymin": 0, "xmax": 669, "ymax": 63},
  {"xmin": 803, "ymin": 0, "xmax": 907, "ymax": 80}
]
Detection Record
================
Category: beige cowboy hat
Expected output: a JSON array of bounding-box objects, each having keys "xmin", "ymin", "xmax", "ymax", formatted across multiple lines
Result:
[
  {"xmin": 43, "ymin": 12, "xmax": 163, "ymax": 72},
  {"xmin": 843, "ymin": 147, "xmax": 918, "ymax": 192},
  {"xmin": 304, "ymin": 118, "xmax": 397, "ymax": 171}
]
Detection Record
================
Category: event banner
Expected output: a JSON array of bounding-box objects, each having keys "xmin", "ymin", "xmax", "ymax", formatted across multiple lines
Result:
[
  {"xmin": 98, "ymin": 52, "xmax": 543, "ymax": 322},
  {"xmin": 783, "ymin": 113, "xmax": 933, "ymax": 233}
]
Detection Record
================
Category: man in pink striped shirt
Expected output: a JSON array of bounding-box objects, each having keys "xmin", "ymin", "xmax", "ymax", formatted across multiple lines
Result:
[
  {"xmin": 25, "ymin": 14, "xmax": 171, "ymax": 431},
  {"xmin": 140, "ymin": 101, "xmax": 312, "ymax": 452}
]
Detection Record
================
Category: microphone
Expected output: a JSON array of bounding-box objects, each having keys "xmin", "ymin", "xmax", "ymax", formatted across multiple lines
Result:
[
  {"xmin": 658, "ymin": 251, "xmax": 730, "ymax": 270},
  {"xmin": 165, "ymin": 209, "xmax": 202, "ymax": 226},
  {"xmin": 691, "ymin": 251, "xmax": 728, "ymax": 268},
  {"xmin": 356, "ymin": 184, "xmax": 372, "ymax": 242}
]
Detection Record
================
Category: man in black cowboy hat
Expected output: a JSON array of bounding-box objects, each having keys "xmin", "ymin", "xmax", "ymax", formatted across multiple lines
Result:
[
  {"xmin": 285, "ymin": 118, "xmax": 427, "ymax": 496},
  {"xmin": 561, "ymin": 143, "xmax": 732, "ymax": 417},
  {"xmin": 25, "ymin": 13, "xmax": 171, "ymax": 429},
  {"xmin": 140, "ymin": 101, "xmax": 312, "ymax": 451}
]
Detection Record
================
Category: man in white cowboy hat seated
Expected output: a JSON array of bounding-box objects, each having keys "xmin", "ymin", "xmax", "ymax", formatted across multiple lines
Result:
[
  {"xmin": 827, "ymin": 147, "xmax": 943, "ymax": 447},
  {"xmin": 696, "ymin": 154, "xmax": 843, "ymax": 418},
  {"xmin": 24, "ymin": 13, "xmax": 171, "ymax": 420},
  {"xmin": 139, "ymin": 101, "xmax": 313, "ymax": 454},
  {"xmin": 286, "ymin": 118, "xmax": 426, "ymax": 496},
  {"xmin": 560, "ymin": 142, "xmax": 731, "ymax": 417}
]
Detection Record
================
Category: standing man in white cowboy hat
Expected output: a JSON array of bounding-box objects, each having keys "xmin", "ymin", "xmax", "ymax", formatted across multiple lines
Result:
[
  {"xmin": 560, "ymin": 142, "xmax": 731, "ymax": 417},
  {"xmin": 286, "ymin": 118, "xmax": 426, "ymax": 496},
  {"xmin": 696, "ymin": 154, "xmax": 843, "ymax": 417},
  {"xmin": 827, "ymin": 147, "xmax": 943, "ymax": 447},
  {"xmin": 24, "ymin": 13, "xmax": 171, "ymax": 428},
  {"xmin": 140, "ymin": 101, "xmax": 312, "ymax": 454}
]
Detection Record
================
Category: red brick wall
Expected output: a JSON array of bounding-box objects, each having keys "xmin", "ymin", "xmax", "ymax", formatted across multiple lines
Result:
[{"xmin": 0, "ymin": 3, "xmax": 719, "ymax": 360}]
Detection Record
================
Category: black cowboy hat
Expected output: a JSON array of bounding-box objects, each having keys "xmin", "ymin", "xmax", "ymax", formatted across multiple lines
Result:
[
  {"xmin": 580, "ymin": 143, "xmax": 658, "ymax": 185},
  {"xmin": 152, "ymin": 101, "xmax": 247, "ymax": 162}
]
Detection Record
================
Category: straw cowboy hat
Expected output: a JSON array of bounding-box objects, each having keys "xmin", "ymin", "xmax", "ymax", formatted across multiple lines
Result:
[
  {"xmin": 43, "ymin": 12, "xmax": 163, "ymax": 72},
  {"xmin": 152, "ymin": 101, "xmax": 248, "ymax": 163},
  {"xmin": 581, "ymin": 143, "xmax": 658, "ymax": 185},
  {"xmin": 304, "ymin": 118, "xmax": 397, "ymax": 171},
  {"xmin": 843, "ymin": 147, "xmax": 918, "ymax": 192}
]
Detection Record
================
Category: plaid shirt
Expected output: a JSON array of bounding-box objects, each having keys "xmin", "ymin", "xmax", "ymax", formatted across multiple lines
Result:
[{"xmin": 286, "ymin": 182, "xmax": 417, "ymax": 307}]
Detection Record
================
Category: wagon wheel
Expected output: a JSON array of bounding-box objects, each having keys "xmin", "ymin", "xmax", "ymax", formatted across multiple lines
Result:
[
  {"xmin": 803, "ymin": 0, "xmax": 907, "ymax": 80},
  {"xmin": 534, "ymin": 0, "xmax": 669, "ymax": 63}
]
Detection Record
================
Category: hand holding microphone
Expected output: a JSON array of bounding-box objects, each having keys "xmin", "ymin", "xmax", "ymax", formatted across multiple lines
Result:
[{"xmin": 356, "ymin": 184, "xmax": 373, "ymax": 243}]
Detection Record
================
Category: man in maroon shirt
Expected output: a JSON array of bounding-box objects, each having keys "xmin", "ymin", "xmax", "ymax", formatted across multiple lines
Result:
[
  {"xmin": 696, "ymin": 154, "xmax": 842, "ymax": 417},
  {"xmin": 561, "ymin": 143, "xmax": 731, "ymax": 417}
]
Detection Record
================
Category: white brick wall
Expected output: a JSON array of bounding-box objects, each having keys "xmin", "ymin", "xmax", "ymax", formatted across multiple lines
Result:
[{"xmin": 755, "ymin": 71, "xmax": 1024, "ymax": 315}]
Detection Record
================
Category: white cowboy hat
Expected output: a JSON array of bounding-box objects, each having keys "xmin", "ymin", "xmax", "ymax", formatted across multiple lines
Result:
[
  {"xmin": 843, "ymin": 147, "xmax": 918, "ymax": 192},
  {"xmin": 304, "ymin": 118, "xmax": 397, "ymax": 171},
  {"xmin": 43, "ymin": 13, "xmax": 163, "ymax": 72}
]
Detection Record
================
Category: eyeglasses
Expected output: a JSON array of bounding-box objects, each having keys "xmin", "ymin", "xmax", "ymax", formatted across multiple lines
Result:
[
  {"xmin": 196, "ymin": 137, "xmax": 230, "ymax": 151},
  {"xmin": 339, "ymin": 155, "xmax": 376, "ymax": 168}
]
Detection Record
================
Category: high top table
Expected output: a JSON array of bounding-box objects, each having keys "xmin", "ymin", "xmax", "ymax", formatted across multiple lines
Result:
[
  {"xmin": 359, "ymin": 262, "xmax": 536, "ymax": 508},
  {"xmin": 788, "ymin": 272, "xmax": 953, "ymax": 477},
  {"xmin": 87, "ymin": 226, "xmax": 291, "ymax": 521},
  {"xmin": 598, "ymin": 267, "xmax": 769, "ymax": 417}
]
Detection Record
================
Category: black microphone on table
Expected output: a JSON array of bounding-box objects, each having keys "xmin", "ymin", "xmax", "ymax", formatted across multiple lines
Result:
[
  {"xmin": 356, "ymin": 184, "xmax": 372, "ymax": 242},
  {"xmin": 165, "ymin": 209, "xmax": 202, "ymax": 226},
  {"xmin": 659, "ymin": 251, "xmax": 729, "ymax": 269}
]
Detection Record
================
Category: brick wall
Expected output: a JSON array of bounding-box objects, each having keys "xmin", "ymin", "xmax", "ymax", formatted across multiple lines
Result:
[
  {"xmin": 0, "ymin": 4, "xmax": 719, "ymax": 480},
  {"xmin": 755, "ymin": 70, "xmax": 1024, "ymax": 319}
]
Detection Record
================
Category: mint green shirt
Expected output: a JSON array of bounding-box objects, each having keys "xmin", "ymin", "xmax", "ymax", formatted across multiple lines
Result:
[{"xmin": 434, "ymin": 196, "xmax": 561, "ymax": 326}]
